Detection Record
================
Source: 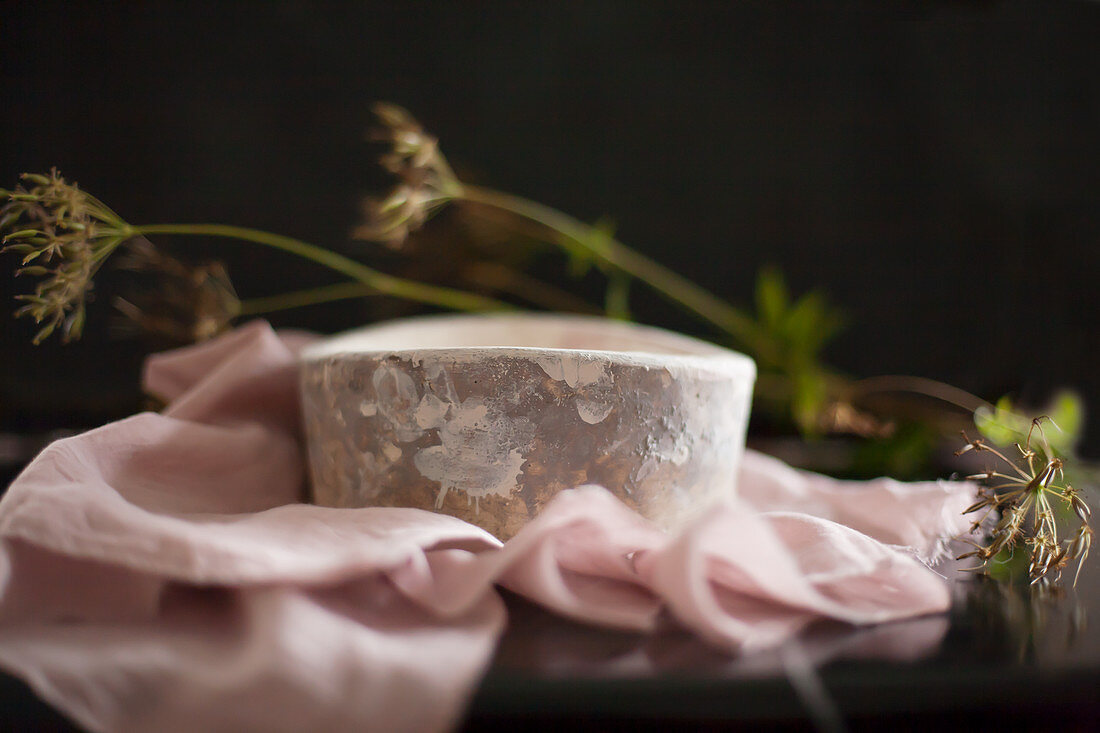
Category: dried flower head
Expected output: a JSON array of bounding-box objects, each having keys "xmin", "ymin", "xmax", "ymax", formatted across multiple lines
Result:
[
  {"xmin": 818, "ymin": 401, "xmax": 896, "ymax": 439},
  {"xmin": 1, "ymin": 169, "xmax": 134, "ymax": 343},
  {"xmin": 956, "ymin": 418, "xmax": 1092, "ymax": 586},
  {"xmin": 112, "ymin": 237, "xmax": 240, "ymax": 344},
  {"xmin": 353, "ymin": 103, "xmax": 462, "ymax": 248}
]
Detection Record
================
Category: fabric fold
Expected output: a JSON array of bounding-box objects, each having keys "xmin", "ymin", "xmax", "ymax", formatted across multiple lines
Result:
[{"xmin": 0, "ymin": 321, "xmax": 976, "ymax": 732}]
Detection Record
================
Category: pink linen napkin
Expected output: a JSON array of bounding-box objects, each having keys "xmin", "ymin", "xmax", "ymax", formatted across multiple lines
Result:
[{"xmin": 0, "ymin": 321, "xmax": 975, "ymax": 732}]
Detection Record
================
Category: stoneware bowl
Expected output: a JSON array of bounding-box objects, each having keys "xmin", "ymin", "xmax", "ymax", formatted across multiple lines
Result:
[{"xmin": 299, "ymin": 313, "xmax": 756, "ymax": 539}]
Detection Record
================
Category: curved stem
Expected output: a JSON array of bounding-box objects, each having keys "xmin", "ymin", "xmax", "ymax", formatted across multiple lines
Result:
[
  {"xmin": 846, "ymin": 375, "xmax": 991, "ymax": 414},
  {"xmin": 457, "ymin": 185, "xmax": 776, "ymax": 360},
  {"xmin": 129, "ymin": 223, "xmax": 512, "ymax": 313}
]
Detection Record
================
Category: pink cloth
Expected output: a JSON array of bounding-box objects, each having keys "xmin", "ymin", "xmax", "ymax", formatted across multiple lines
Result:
[{"xmin": 0, "ymin": 322, "xmax": 975, "ymax": 732}]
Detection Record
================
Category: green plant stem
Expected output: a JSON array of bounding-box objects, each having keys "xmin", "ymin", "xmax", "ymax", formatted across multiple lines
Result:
[
  {"xmin": 458, "ymin": 185, "xmax": 778, "ymax": 361},
  {"xmin": 130, "ymin": 223, "xmax": 511, "ymax": 313},
  {"xmin": 460, "ymin": 262, "xmax": 603, "ymax": 315},
  {"xmin": 237, "ymin": 282, "xmax": 377, "ymax": 316}
]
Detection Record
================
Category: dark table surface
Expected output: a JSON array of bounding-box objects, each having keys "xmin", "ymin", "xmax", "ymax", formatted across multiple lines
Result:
[{"xmin": 2, "ymin": 444, "xmax": 1099, "ymax": 732}]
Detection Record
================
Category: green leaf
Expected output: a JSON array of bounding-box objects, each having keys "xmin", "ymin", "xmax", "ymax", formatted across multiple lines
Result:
[
  {"xmin": 783, "ymin": 291, "xmax": 844, "ymax": 358},
  {"xmin": 587, "ymin": 217, "xmax": 616, "ymax": 255},
  {"xmin": 974, "ymin": 395, "xmax": 1026, "ymax": 447},
  {"xmin": 1047, "ymin": 390, "xmax": 1084, "ymax": 452},
  {"xmin": 604, "ymin": 271, "xmax": 631, "ymax": 321},
  {"xmin": 566, "ymin": 249, "xmax": 594, "ymax": 278},
  {"xmin": 755, "ymin": 266, "xmax": 788, "ymax": 330},
  {"xmin": 564, "ymin": 217, "xmax": 616, "ymax": 279},
  {"xmin": 791, "ymin": 368, "xmax": 828, "ymax": 435},
  {"xmin": 851, "ymin": 422, "xmax": 938, "ymax": 480},
  {"xmin": 974, "ymin": 391, "xmax": 1085, "ymax": 457}
]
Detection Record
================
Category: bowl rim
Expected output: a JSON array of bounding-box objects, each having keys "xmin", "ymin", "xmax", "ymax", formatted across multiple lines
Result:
[{"xmin": 300, "ymin": 313, "xmax": 756, "ymax": 380}]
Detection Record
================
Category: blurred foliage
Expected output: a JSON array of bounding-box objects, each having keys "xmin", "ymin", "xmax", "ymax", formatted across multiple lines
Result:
[
  {"xmin": 976, "ymin": 391, "xmax": 1083, "ymax": 458},
  {"xmin": 752, "ymin": 267, "xmax": 844, "ymax": 434},
  {"xmin": 849, "ymin": 422, "xmax": 940, "ymax": 481},
  {"xmin": 974, "ymin": 391, "xmax": 1096, "ymax": 490}
]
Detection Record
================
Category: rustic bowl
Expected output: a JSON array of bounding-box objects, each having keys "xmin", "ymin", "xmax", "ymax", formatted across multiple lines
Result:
[{"xmin": 299, "ymin": 314, "xmax": 756, "ymax": 539}]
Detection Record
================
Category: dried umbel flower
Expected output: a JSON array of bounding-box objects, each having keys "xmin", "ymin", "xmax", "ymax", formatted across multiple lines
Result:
[
  {"xmin": 113, "ymin": 237, "xmax": 240, "ymax": 344},
  {"xmin": 1, "ymin": 169, "xmax": 133, "ymax": 343},
  {"xmin": 956, "ymin": 418, "xmax": 1092, "ymax": 586},
  {"xmin": 353, "ymin": 103, "xmax": 462, "ymax": 248}
]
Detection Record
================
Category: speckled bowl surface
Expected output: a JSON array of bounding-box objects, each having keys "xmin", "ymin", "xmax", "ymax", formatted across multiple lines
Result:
[{"xmin": 300, "ymin": 314, "xmax": 756, "ymax": 539}]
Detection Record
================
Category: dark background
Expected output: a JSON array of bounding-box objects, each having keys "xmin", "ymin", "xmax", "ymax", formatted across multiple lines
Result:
[{"xmin": 2, "ymin": 0, "xmax": 1099, "ymax": 453}]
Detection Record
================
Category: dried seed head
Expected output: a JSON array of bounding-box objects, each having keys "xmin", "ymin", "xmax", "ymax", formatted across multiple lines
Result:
[
  {"xmin": 954, "ymin": 429, "xmax": 1091, "ymax": 587},
  {"xmin": 112, "ymin": 237, "xmax": 240, "ymax": 344},
  {"xmin": 2, "ymin": 169, "xmax": 133, "ymax": 343},
  {"xmin": 354, "ymin": 103, "xmax": 462, "ymax": 248},
  {"xmin": 355, "ymin": 185, "xmax": 439, "ymax": 249}
]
